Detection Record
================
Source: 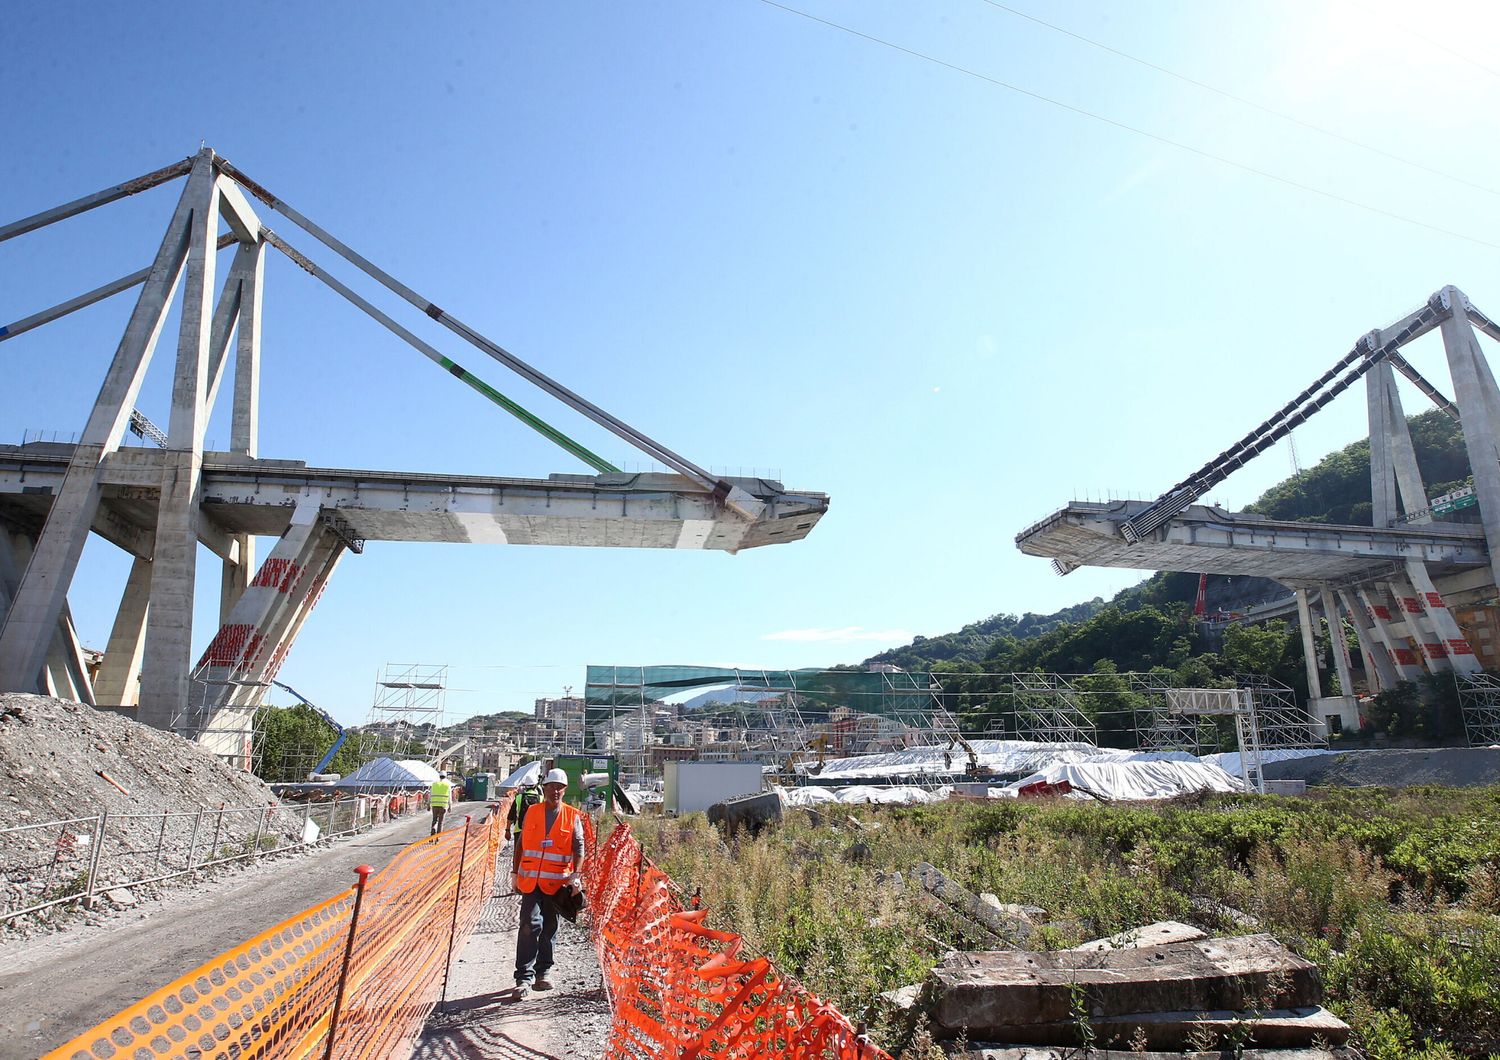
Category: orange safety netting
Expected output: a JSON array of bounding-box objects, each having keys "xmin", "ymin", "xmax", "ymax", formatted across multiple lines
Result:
[
  {"xmin": 46, "ymin": 797, "xmax": 509, "ymax": 1060},
  {"xmin": 582, "ymin": 818, "xmax": 890, "ymax": 1060}
]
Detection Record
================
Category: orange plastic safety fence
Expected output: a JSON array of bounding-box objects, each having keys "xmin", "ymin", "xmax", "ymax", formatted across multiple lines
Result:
[
  {"xmin": 45, "ymin": 798, "xmax": 511, "ymax": 1060},
  {"xmin": 581, "ymin": 819, "xmax": 890, "ymax": 1060}
]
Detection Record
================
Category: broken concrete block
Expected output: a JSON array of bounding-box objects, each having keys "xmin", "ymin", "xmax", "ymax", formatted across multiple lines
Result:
[
  {"xmin": 959, "ymin": 1048, "xmax": 1353, "ymax": 1060},
  {"xmin": 878, "ymin": 984, "xmax": 922, "ymax": 1012},
  {"xmin": 104, "ymin": 887, "xmax": 137, "ymax": 907},
  {"xmin": 929, "ymin": 934, "xmax": 1321, "ymax": 1040},
  {"xmin": 913, "ymin": 862, "xmax": 1033, "ymax": 945},
  {"xmin": 1072, "ymin": 920, "xmax": 1207, "ymax": 952},
  {"xmin": 961, "ymin": 1005, "xmax": 1349, "ymax": 1050},
  {"xmin": 979, "ymin": 894, "xmax": 1048, "ymax": 923}
]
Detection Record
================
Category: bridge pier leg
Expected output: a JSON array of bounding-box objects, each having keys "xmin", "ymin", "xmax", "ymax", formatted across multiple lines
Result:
[
  {"xmin": 1439, "ymin": 289, "xmax": 1500, "ymax": 591},
  {"xmin": 94, "ymin": 557, "xmax": 153, "ymax": 707},
  {"xmin": 138, "ymin": 157, "xmax": 222, "ymax": 732},
  {"xmin": 1294, "ymin": 589, "xmax": 1325, "ymax": 700},
  {"xmin": 0, "ymin": 160, "xmax": 203, "ymax": 698},
  {"xmin": 1361, "ymin": 585, "xmax": 1426, "ymax": 682},
  {"xmin": 1340, "ymin": 588, "xmax": 1400, "ymax": 693},
  {"xmin": 1392, "ymin": 575, "xmax": 1454, "ymax": 674},
  {"xmin": 1319, "ymin": 587, "xmax": 1357, "ymax": 696},
  {"xmin": 1404, "ymin": 562, "xmax": 1480, "ymax": 674}
]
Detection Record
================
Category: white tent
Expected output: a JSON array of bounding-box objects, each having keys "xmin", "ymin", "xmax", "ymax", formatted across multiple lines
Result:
[
  {"xmin": 335, "ymin": 757, "xmax": 442, "ymax": 789},
  {"xmin": 498, "ymin": 760, "xmax": 542, "ymax": 790}
]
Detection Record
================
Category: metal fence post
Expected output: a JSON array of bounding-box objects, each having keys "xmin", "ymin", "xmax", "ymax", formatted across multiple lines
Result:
[
  {"xmin": 324, "ymin": 864, "xmax": 373, "ymax": 1060},
  {"xmin": 208, "ymin": 803, "xmax": 225, "ymax": 863},
  {"xmin": 152, "ymin": 812, "xmax": 169, "ymax": 875},
  {"xmin": 438, "ymin": 816, "xmax": 473, "ymax": 1014},
  {"xmin": 185, "ymin": 808, "xmax": 204, "ymax": 872},
  {"xmin": 82, "ymin": 813, "xmax": 108, "ymax": 909},
  {"xmin": 251, "ymin": 804, "xmax": 266, "ymax": 859}
]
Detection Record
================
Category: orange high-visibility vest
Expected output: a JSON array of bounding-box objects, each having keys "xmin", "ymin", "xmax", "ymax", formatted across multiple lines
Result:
[{"xmin": 516, "ymin": 802, "xmax": 581, "ymax": 894}]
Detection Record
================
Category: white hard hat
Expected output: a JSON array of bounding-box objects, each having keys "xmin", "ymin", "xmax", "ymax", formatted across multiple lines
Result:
[{"xmin": 543, "ymin": 768, "xmax": 569, "ymax": 786}]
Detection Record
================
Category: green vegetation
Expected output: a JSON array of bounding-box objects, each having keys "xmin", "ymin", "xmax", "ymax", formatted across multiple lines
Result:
[
  {"xmin": 251, "ymin": 703, "xmax": 363, "ymax": 782},
  {"xmin": 634, "ymin": 789, "xmax": 1500, "ymax": 1058}
]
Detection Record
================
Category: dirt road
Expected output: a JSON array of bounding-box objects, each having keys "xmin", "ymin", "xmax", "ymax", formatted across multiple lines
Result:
[
  {"xmin": 415, "ymin": 882, "xmax": 611, "ymax": 1060},
  {"xmin": 0, "ymin": 804, "xmax": 482, "ymax": 1059}
]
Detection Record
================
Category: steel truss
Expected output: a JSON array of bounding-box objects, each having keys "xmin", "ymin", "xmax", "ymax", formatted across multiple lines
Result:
[{"xmin": 1456, "ymin": 672, "xmax": 1500, "ymax": 746}]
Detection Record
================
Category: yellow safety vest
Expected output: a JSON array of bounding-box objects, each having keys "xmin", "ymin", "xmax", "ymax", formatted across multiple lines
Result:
[
  {"xmin": 430, "ymin": 779, "xmax": 452, "ymax": 808},
  {"xmin": 516, "ymin": 803, "xmax": 580, "ymax": 894}
]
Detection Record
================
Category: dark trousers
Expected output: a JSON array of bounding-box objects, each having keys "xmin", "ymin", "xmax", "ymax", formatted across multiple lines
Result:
[
  {"xmin": 430, "ymin": 806, "xmax": 446, "ymax": 834},
  {"xmin": 513, "ymin": 889, "xmax": 558, "ymax": 984}
]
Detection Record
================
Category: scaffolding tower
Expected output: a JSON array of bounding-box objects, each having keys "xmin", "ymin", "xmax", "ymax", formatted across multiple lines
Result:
[
  {"xmin": 1456, "ymin": 672, "xmax": 1500, "ymax": 745},
  {"xmin": 353, "ymin": 663, "xmax": 449, "ymax": 762}
]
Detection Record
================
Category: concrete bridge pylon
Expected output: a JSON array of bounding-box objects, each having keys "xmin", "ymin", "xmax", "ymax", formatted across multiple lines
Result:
[{"xmin": 0, "ymin": 148, "xmax": 829, "ymax": 766}]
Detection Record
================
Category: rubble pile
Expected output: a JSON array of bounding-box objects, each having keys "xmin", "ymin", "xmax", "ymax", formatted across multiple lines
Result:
[{"xmin": 0, "ymin": 694, "xmax": 301, "ymax": 875}]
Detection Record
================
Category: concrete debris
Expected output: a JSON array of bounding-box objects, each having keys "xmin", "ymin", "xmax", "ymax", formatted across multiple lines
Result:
[
  {"xmin": 707, "ymin": 790, "xmax": 783, "ymax": 835},
  {"xmin": 878, "ymin": 984, "xmax": 922, "ymax": 1012},
  {"xmin": 979, "ymin": 895, "xmax": 1048, "ymax": 924},
  {"xmin": 959, "ymin": 1048, "xmax": 1355, "ymax": 1059},
  {"xmin": 1072, "ymin": 920, "xmax": 1207, "ymax": 952},
  {"xmin": 102, "ymin": 888, "xmax": 136, "ymax": 908},
  {"xmin": 926, "ymin": 933, "xmax": 1346, "ymax": 1050},
  {"xmin": 913, "ymin": 862, "xmax": 1033, "ymax": 946}
]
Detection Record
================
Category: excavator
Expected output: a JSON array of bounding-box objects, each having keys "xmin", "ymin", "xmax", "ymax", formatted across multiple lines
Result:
[{"xmin": 944, "ymin": 734, "xmax": 980, "ymax": 777}]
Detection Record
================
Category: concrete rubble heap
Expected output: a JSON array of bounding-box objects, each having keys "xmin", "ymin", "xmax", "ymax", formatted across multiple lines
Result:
[{"xmin": 921, "ymin": 930, "xmax": 1350, "ymax": 1053}]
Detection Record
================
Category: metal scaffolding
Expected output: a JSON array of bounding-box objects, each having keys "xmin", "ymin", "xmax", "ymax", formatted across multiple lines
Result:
[{"xmin": 1456, "ymin": 672, "xmax": 1500, "ymax": 745}]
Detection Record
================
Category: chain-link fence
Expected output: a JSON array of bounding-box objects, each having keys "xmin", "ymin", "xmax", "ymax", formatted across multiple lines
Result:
[{"xmin": 0, "ymin": 792, "xmax": 424, "ymax": 924}]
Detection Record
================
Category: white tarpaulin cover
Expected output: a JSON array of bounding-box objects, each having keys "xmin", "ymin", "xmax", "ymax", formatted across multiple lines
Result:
[
  {"xmin": 776, "ymin": 784, "xmax": 949, "ymax": 807},
  {"xmin": 1200, "ymin": 748, "xmax": 1333, "ymax": 775},
  {"xmin": 498, "ymin": 760, "xmax": 543, "ymax": 790},
  {"xmin": 809, "ymin": 739, "xmax": 1199, "ymax": 781},
  {"xmin": 1010, "ymin": 760, "xmax": 1243, "ymax": 800},
  {"xmin": 335, "ymin": 757, "xmax": 441, "ymax": 789}
]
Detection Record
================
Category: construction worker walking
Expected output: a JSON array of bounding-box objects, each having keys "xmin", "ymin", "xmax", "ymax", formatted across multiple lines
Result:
[
  {"xmin": 429, "ymin": 774, "xmax": 453, "ymax": 835},
  {"xmin": 512, "ymin": 768, "xmax": 586, "ymax": 992}
]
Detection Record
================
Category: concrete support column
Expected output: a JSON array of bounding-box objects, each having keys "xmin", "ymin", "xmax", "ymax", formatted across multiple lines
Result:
[
  {"xmin": 1294, "ymin": 588, "xmax": 1324, "ymax": 699},
  {"xmin": 1405, "ymin": 560, "xmax": 1482, "ymax": 675},
  {"xmin": 1391, "ymin": 576, "xmax": 1453, "ymax": 673},
  {"xmin": 138, "ymin": 154, "xmax": 221, "ymax": 731},
  {"xmin": 94, "ymin": 557, "xmax": 153, "ymax": 706},
  {"xmin": 44, "ymin": 604, "xmax": 94, "ymax": 704},
  {"xmin": 1361, "ymin": 585, "xmax": 1425, "ymax": 682},
  {"xmin": 231, "ymin": 240, "xmax": 263, "ymax": 457},
  {"xmin": 1320, "ymin": 587, "xmax": 1356, "ymax": 696},
  {"xmin": 1340, "ymin": 588, "xmax": 1399, "ymax": 692},
  {"xmin": 1438, "ymin": 287, "xmax": 1500, "ymax": 590},
  {"xmin": 0, "ymin": 163, "xmax": 203, "ymax": 695},
  {"xmin": 1367, "ymin": 360, "xmax": 1430, "ymax": 526}
]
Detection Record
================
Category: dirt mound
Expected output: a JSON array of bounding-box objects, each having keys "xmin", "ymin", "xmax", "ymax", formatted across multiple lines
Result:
[
  {"xmin": 0, "ymin": 694, "xmax": 291, "ymax": 824},
  {"xmin": 0, "ymin": 694, "xmax": 303, "ymax": 911},
  {"xmin": 1264, "ymin": 746, "xmax": 1500, "ymax": 788}
]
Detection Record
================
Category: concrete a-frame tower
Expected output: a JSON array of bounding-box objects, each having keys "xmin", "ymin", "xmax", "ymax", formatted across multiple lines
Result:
[
  {"xmin": 0, "ymin": 151, "xmax": 265, "ymax": 726},
  {"xmin": 0, "ymin": 148, "xmax": 829, "ymax": 764}
]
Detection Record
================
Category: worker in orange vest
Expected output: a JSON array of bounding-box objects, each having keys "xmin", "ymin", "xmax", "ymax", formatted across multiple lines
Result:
[{"xmin": 511, "ymin": 768, "xmax": 586, "ymax": 992}]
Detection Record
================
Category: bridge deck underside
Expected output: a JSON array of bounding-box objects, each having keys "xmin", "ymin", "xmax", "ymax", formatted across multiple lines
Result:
[
  {"xmin": 0, "ymin": 446, "xmax": 828, "ymax": 552},
  {"xmin": 1017, "ymin": 501, "xmax": 1490, "ymax": 583}
]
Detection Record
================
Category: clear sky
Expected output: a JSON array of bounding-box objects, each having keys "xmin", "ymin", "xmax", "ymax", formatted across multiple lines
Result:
[{"xmin": 4, "ymin": 1, "xmax": 1500, "ymax": 725}]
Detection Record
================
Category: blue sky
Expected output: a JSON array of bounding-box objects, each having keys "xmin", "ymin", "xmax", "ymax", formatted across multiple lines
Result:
[{"xmin": 4, "ymin": 1, "xmax": 1500, "ymax": 725}]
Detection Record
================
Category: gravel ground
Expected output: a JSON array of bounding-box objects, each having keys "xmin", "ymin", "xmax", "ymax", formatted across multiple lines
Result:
[
  {"xmin": 1264, "ymin": 746, "xmax": 1500, "ymax": 787},
  {"xmin": 416, "ymin": 839, "xmax": 612, "ymax": 1060},
  {"xmin": 0, "ymin": 803, "xmax": 480, "ymax": 1058}
]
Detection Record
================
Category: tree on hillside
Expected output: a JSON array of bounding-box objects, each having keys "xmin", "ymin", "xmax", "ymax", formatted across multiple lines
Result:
[{"xmin": 253, "ymin": 704, "xmax": 362, "ymax": 783}]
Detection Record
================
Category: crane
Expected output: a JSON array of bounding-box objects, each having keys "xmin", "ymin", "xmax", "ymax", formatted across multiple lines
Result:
[{"xmin": 271, "ymin": 680, "xmax": 349, "ymax": 777}]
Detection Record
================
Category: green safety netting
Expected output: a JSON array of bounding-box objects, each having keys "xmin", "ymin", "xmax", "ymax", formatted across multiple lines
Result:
[{"xmin": 583, "ymin": 665, "xmax": 941, "ymax": 738}]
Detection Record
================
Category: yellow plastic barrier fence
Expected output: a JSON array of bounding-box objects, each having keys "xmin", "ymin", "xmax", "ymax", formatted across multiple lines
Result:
[
  {"xmin": 583, "ymin": 818, "xmax": 889, "ymax": 1060},
  {"xmin": 46, "ymin": 798, "xmax": 509, "ymax": 1060}
]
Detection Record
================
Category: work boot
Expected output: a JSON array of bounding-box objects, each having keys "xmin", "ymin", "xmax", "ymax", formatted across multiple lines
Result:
[{"xmin": 531, "ymin": 977, "xmax": 552, "ymax": 991}]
